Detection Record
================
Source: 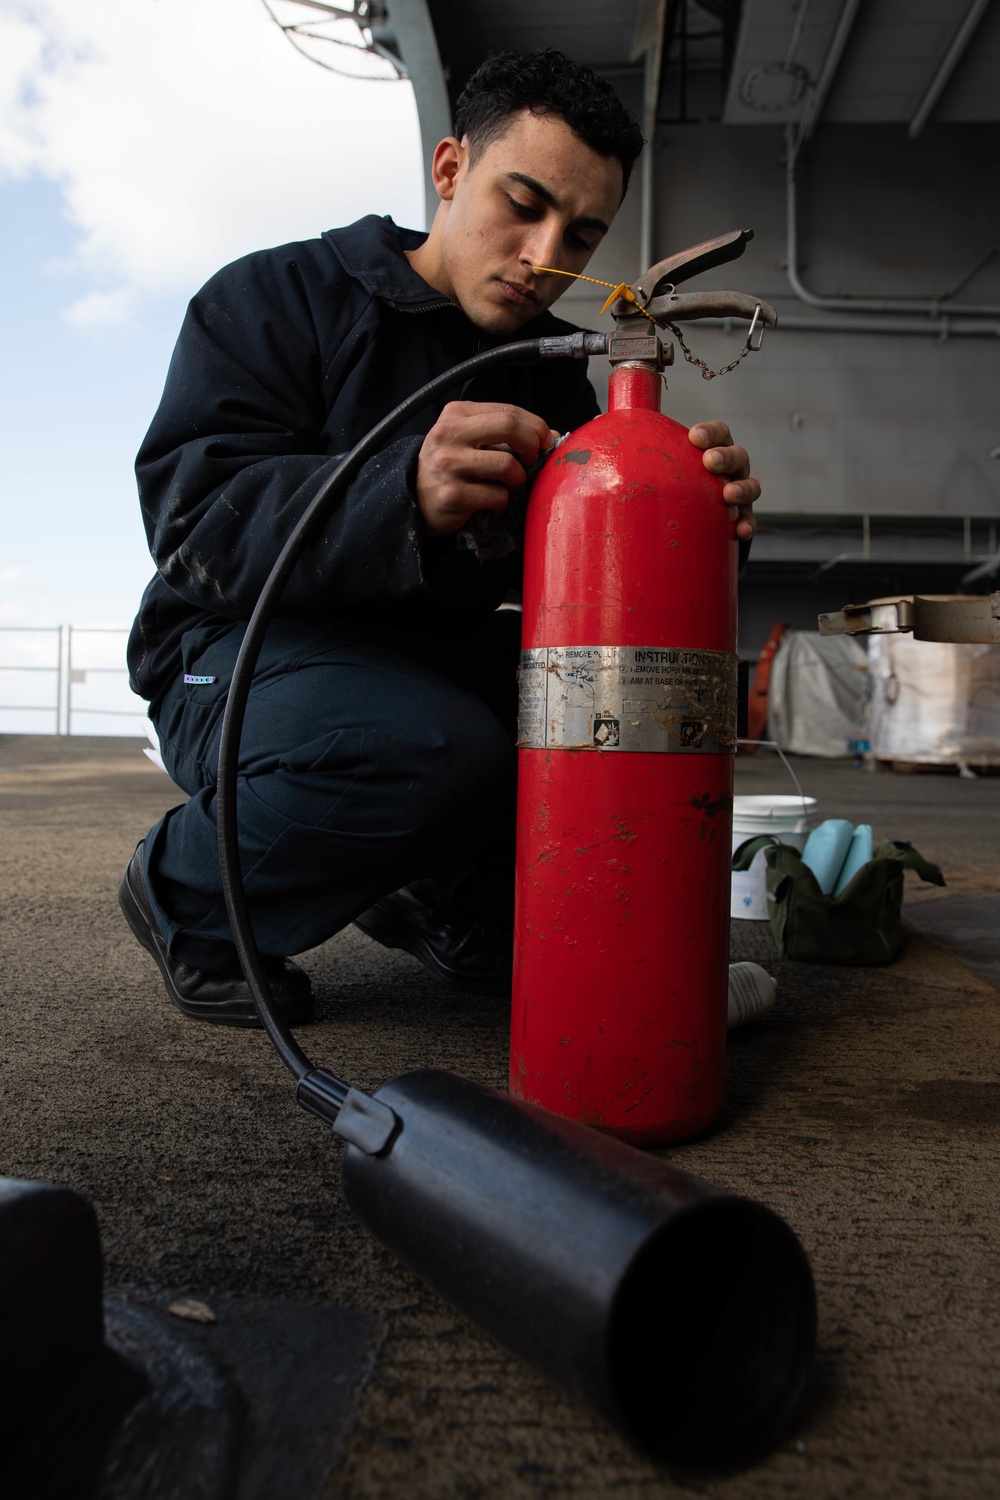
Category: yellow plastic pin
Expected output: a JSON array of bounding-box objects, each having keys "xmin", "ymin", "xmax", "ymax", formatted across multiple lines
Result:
[
  {"xmin": 531, "ymin": 265, "xmax": 618, "ymax": 289},
  {"xmin": 600, "ymin": 283, "xmax": 636, "ymax": 315},
  {"xmin": 531, "ymin": 267, "xmax": 655, "ymax": 323}
]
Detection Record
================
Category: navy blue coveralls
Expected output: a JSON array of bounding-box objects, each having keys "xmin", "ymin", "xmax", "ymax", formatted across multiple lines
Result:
[{"xmin": 127, "ymin": 215, "xmax": 599, "ymax": 969}]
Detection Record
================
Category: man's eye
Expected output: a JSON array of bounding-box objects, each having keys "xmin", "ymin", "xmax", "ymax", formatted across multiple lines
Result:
[
  {"xmin": 568, "ymin": 235, "xmax": 596, "ymax": 254},
  {"xmin": 506, "ymin": 196, "xmax": 538, "ymax": 218}
]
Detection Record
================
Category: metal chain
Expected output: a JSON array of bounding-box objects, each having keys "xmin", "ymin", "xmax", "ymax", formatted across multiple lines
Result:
[{"xmin": 665, "ymin": 322, "xmax": 759, "ymax": 381}]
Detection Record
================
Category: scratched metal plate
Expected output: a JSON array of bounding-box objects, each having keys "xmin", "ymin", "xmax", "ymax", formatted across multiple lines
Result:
[{"xmin": 517, "ymin": 645, "xmax": 738, "ymax": 754}]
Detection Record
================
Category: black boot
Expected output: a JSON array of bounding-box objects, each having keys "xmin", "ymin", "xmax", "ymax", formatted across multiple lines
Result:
[
  {"xmin": 353, "ymin": 880, "xmax": 513, "ymax": 996},
  {"xmin": 118, "ymin": 842, "xmax": 314, "ymax": 1027}
]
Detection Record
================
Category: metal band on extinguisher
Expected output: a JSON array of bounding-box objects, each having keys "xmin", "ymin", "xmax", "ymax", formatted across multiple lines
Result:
[{"xmin": 517, "ymin": 646, "xmax": 738, "ymax": 754}]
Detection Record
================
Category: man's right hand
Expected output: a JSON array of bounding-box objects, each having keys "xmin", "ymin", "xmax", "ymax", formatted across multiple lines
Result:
[{"xmin": 416, "ymin": 401, "xmax": 559, "ymax": 537}]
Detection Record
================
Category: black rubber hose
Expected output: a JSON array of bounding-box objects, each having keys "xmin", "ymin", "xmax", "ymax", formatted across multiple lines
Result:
[{"xmin": 216, "ymin": 338, "xmax": 553, "ymax": 1087}]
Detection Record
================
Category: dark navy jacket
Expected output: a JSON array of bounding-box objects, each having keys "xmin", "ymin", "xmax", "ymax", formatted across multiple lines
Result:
[{"xmin": 127, "ymin": 215, "xmax": 600, "ymax": 707}]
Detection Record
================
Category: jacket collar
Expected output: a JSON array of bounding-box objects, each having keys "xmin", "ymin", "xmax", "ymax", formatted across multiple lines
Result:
[
  {"xmin": 323, "ymin": 215, "xmax": 450, "ymax": 309},
  {"xmin": 322, "ymin": 214, "xmax": 570, "ymax": 340}
]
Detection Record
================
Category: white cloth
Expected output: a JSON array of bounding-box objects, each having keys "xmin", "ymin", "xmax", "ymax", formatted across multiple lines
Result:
[{"xmin": 767, "ymin": 630, "xmax": 868, "ymax": 757}]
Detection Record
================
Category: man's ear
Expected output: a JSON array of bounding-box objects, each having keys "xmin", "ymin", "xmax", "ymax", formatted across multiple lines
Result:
[{"xmin": 430, "ymin": 136, "xmax": 467, "ymax": 203}]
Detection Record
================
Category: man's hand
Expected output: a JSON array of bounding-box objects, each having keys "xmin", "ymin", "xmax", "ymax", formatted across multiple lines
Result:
[
  {"xmin": 688, "ymin": 422, "xmax": 760, "ymax": 541},
  {"xmin": 416, "ymin": 401, "xmax": 558, "ymax": 536}
]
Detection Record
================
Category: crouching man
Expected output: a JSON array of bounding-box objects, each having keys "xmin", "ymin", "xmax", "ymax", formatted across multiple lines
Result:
[{"xmin": 119, "ymin": 49, "xmax": 759, "ymax": 1025}]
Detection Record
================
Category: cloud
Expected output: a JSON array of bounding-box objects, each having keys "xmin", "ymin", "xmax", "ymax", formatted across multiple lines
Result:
[
  {"xmin": 0, "ymin": 0, "xmax": 425, "ymax": 324},
  {"xmin": 63, "ymin": 285, "xmax": 139, "ymax": 329}
]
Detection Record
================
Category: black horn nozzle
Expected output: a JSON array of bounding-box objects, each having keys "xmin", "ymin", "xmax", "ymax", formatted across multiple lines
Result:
[{"xmin": 340, "ymin": 1068, "xmax": 816, "ymax": 1469}]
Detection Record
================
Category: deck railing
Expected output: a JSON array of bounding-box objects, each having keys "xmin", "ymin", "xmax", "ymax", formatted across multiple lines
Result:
[{"xmin": 0, "ymin": 626, "xmax": 146, "ymax": 736}]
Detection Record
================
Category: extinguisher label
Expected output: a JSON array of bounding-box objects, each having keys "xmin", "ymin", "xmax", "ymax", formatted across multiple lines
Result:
[{"xmin": 517, "ymin": 646, "xmax": 738, "ymax": 754}]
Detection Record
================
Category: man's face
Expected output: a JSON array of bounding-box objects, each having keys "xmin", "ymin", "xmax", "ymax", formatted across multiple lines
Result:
[{"xmin": 431, "ymin": 110, "xmax": 624, "ymax": 334}]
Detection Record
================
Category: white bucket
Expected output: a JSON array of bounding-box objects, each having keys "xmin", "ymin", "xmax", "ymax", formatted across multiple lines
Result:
[{"xmin": 731, "ymin": 794, "xmax": 817, "ymax": 921}]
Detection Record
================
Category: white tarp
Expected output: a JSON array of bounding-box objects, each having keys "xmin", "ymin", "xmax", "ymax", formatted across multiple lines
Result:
[
  {"xmin": 767, "ymin": 630, "xmax": 868, "ymax": 757},
  {"xmin": 867, "ymin": 634, "xmax": 1000, "ymax": 763}
]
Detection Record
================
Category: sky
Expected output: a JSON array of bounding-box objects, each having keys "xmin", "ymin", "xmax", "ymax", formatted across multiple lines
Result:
[{"xmin": 0, "ymin": 0, "xmax": 423, "ymax": 732}]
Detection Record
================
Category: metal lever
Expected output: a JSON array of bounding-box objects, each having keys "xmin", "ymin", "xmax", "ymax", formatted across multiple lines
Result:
[
  {"xmin": 642, "ymin": 290, "xmax": 779, "ymax": 331},
  {"xmin": 630, "ymin": 228, "xmax": 755, "ymax": 305}
]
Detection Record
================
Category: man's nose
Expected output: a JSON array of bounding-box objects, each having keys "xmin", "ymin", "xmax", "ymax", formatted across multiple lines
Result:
[{"xmin": 521, "ymin": 220, "xmax": 565, "ymax": 274}]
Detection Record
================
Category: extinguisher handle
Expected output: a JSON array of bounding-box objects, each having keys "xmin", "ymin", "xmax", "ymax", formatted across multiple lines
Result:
[
  {"xmin": 644, "ymin": 290, "xmax": 779, "ymax": 330},
  {"xmin": 630, "ymin": 228, "xmax": 755, "ymax": 303}
]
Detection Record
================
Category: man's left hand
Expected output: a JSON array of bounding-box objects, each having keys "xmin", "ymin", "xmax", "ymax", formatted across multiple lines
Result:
[{"xmin": 688, "ymin": 422, "xmax": 760, "ymax": 541}]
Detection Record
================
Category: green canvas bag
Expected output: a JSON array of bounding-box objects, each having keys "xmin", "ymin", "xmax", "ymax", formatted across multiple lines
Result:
[{"xmin": 732, "ymin": 836, "xmax": 945, "ymax": 965}]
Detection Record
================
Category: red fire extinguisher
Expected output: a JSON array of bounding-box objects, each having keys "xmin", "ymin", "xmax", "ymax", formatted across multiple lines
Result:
[{"xmin": 511, "ymin": 231, "xmax": 777, "ymax": 1146}]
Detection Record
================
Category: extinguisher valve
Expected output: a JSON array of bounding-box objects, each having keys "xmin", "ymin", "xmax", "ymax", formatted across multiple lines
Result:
[
  {"xmin": 604, "ymin": 229, "xmax": 779, "ymax": 377},
  {"xmin": 607, "ymin": 328, "xmax": 670, "ymax": 368},
  {"xmin": 540, "ymin": 328, "xmax": 672, "ymax": 370}
]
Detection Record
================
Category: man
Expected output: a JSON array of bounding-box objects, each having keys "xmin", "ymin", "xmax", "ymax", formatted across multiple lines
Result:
[{"xmin": 119, "ymin": 50, "xmax": 760, "ymax": 1026}]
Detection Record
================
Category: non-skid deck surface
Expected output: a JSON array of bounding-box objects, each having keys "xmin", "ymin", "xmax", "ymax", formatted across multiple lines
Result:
[{"xmin": 1, "ymin": 735, "xmax": 997, "ymax": 1499}]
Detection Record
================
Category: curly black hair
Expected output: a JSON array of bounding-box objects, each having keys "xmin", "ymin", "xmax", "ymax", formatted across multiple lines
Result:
[{"xmin": 454, "ymin": 50, "xmax": 644, "ymax": 196}]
